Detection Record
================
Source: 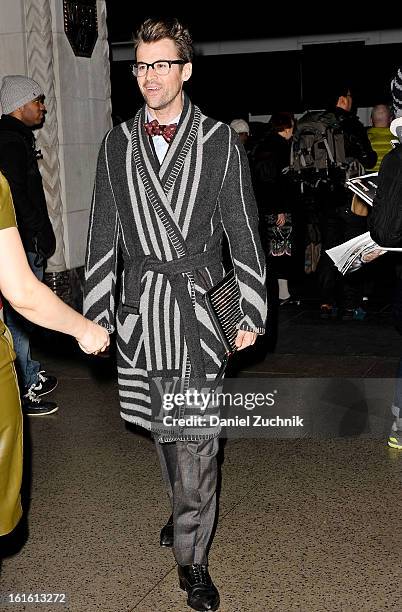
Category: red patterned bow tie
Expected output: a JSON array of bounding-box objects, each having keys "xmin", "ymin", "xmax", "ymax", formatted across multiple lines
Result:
[{"xmin": 144, "ymin": 119, "xmax": 177, "ymax": 143}]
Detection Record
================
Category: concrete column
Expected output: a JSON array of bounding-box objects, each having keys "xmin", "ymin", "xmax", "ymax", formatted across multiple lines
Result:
[
  {"xmin": 0, "ymin": 0, "xmax": 112, "ymax": 274},
  {"xmin": 49, "ymin": 0, "xmax": 112, "ymax": 270},
  {"xmin": 24, "ymin": 0, "xmax": 65, "ymax": 272}
]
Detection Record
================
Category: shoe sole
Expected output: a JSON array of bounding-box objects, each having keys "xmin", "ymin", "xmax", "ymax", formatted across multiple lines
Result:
[
  {"xmin": 280, "ymin": 299, "xmax": 301, "ymax": 306},
  {"xmin": 179, "ymin": 579, "xmax": 220, "ymax": 611},
  {"xmin": 388, "ymin": 438, "xmax": 402, "ymax": 450},
  {"xmin": 24, "ymin": 405, "xmax": 59, "ymax": 416}
]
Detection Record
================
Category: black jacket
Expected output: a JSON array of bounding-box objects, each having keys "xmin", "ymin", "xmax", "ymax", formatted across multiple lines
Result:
[
  {"xmin": 252, "ymin": 131, "xmax": 297, "ymax": 215},
  {"xmin": 369, "ymin": 144, "xmax": 402, "ymax": 247},
  {"xmin": 0, "ymin": 114, "xmax": 55, "ymax": 258},
  {"xmin": 314, "ymin": 107, "xmax": 377, "ymax": 210},
  {"xmin": 332, "ymin": 106, "xmax": 377, "ymax": 170},
  {"xmin": 369, "ymin": 143, "xmax": 402, "ymax": 335}
]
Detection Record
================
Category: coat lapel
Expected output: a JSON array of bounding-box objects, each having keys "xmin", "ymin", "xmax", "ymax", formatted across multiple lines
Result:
[
  {"xmin": 159, "ymin": 94, "xmax": 201, "ymax": 193},
  {"xmin": 131, "ymin": 96, "xmax": 201, "ymax": 257}
]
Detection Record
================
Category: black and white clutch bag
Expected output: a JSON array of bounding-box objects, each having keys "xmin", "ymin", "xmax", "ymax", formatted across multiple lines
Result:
[{"xmin": 203, "ymin": 269, "xmax": 242, "ymax": 355}]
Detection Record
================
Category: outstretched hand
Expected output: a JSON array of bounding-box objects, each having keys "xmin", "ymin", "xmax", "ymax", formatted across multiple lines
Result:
[{"xmin": 77, "ymin": 320, "xmax": 110, "ymax": 355}]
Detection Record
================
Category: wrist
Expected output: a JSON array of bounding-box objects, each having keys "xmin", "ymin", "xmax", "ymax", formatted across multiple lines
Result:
[{"xmin": 74, "ymin": 317, "xmax": 89, "ymax": 344}]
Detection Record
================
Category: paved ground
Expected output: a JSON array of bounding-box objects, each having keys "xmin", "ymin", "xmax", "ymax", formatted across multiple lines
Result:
[{"xmin": 1, "ymin": 276, "xmax": 401, "ymax": 612}]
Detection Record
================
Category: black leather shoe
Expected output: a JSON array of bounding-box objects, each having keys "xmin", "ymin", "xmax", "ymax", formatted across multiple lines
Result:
[
  {"xmin": 178, "ymin": 564, "xmax": 220, "ymax": 611},
  {"xmin": 160, "ymin": 514, "xmax": 173, "ymax": 547}
]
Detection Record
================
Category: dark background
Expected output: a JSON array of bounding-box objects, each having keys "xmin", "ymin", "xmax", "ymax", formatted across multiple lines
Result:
[
  {"xmin": 104, "ymin": 5, "xmax": 400, "ymax": 125},
  {"xmin": 104, "ymin": 6, "xmax": 396, "ymax": 45}
]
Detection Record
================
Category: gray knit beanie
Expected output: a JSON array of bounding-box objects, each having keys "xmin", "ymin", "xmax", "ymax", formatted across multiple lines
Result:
[
  {"xmin": 230, "ymin": 119, "xmax": 250, "ymax": 135},
  {"xmin": 0, "ymin": 75, "xmax": 44, "ymax": 115}
]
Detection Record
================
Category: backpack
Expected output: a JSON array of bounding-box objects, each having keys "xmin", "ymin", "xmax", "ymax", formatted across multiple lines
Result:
[{"xmin": 290, "ymin": 110, "xmax": 348, "ymax": 190}]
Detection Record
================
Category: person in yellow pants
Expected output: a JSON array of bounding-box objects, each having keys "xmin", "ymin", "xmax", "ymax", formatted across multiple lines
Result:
[
  {"xmin": 0, "ymin": 171, "xmax": 110, "ymax": 536},
  {"xmin": 0, "ymin": 310, "xmax": 23, "ymax": 536},
  {"xmin": 0, "ymin": 172, "xmax": 23, "ymax": 536}
]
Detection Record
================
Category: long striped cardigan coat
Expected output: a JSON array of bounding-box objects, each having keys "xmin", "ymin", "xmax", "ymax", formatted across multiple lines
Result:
[{"xmin": 83, "ymin": 95, "xmax": 267, "ymax": 441}]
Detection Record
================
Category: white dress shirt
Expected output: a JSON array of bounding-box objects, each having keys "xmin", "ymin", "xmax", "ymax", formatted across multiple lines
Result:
[{"xmin": 146, "ymin": 109, "xmax": 181, "ymax": 165}]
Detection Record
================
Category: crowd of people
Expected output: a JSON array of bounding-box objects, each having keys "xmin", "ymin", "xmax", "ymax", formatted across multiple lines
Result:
[
  {"xmin": 231, "ymin": 91, "xmax": 397, "ymax": 322},
  {"xmin": 0, "ymin": 15, "xmax": 401, "ymax": 612}
]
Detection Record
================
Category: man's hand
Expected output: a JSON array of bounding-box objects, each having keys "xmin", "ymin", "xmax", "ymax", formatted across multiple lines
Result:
[{"xmin": 235, "ymin": 329, "xmax": 257, "ymax": 351}]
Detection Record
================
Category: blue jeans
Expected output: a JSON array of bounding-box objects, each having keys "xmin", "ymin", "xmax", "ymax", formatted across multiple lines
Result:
[{"xmin": 4, "ymin": 252, "xmax": 43, "ymax": 390}]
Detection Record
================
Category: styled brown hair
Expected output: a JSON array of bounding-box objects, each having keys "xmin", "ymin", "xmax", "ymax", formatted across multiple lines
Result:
[{"xmin": 134, "ymin": 18, "xmax": 193, "ymax": 63}]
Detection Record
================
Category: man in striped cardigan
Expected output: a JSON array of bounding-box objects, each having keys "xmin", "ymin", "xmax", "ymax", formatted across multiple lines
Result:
[{"xmin": 84, "ymin": 17, "xmax": 267, "ymax": 611}]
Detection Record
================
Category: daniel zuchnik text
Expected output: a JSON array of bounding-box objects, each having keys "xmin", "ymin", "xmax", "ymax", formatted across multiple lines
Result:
[{"xmin": 162, "ymin": 415, "xmax": 304, "ymax": 428}]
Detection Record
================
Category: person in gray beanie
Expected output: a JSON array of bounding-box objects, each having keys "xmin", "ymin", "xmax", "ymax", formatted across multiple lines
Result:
[
  {"xmin": 0, "ymin": 75, "xmax": 44, "ymax": 115},
  {"xmin": 0, "ymin": 75, "xmax": 58, "ymax": 416},
  {"xmin": 230, "ymin": 118, "xmax": 250, "ymax": 147}
]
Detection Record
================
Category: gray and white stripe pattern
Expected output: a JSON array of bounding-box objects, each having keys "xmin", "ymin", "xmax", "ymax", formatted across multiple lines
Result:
[
  {"xmin": 84, "ymin": 95, "xmax": 267, "ymax": 439},
  {"xmin": 392, "ymin": 67, "xmax": 402, "ymax": 117}
]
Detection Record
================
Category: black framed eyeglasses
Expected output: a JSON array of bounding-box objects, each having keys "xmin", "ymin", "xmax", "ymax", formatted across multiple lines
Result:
[{"xmin": 132, "ymin": 59, "xmax": 186, "ymax": 77}]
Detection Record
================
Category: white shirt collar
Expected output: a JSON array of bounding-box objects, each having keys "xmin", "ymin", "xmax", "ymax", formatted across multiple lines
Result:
[
  {"xmin": 146, "ymin": 108, "xmax": 181, "ymax": 125},
  {"xmin": 145, "ymin": 109, "xmax": 182, "ymax": 165}
]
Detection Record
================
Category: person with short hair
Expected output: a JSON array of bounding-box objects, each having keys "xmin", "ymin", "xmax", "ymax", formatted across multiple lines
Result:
[
  {"xmin": 83, "ymin": 17, "xmax": 267, "ymax": 611},
  {"xmin": 252, "ymin": 112, "xmax": 299, "ymax": 304},
  {"xmin": 367, "ymin": 104, "xmax": 393, "ymax": 172},
  {"xmin": 0, "ymin": 75, "xmax": 58, "ymax": 415},
  {"xmin": 230, "ymin": 117, "xmax": 250, "ymax": 146},
  {"xmin": 315, "ymin": 83, "xmax": 377, "ymax": 320}
]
